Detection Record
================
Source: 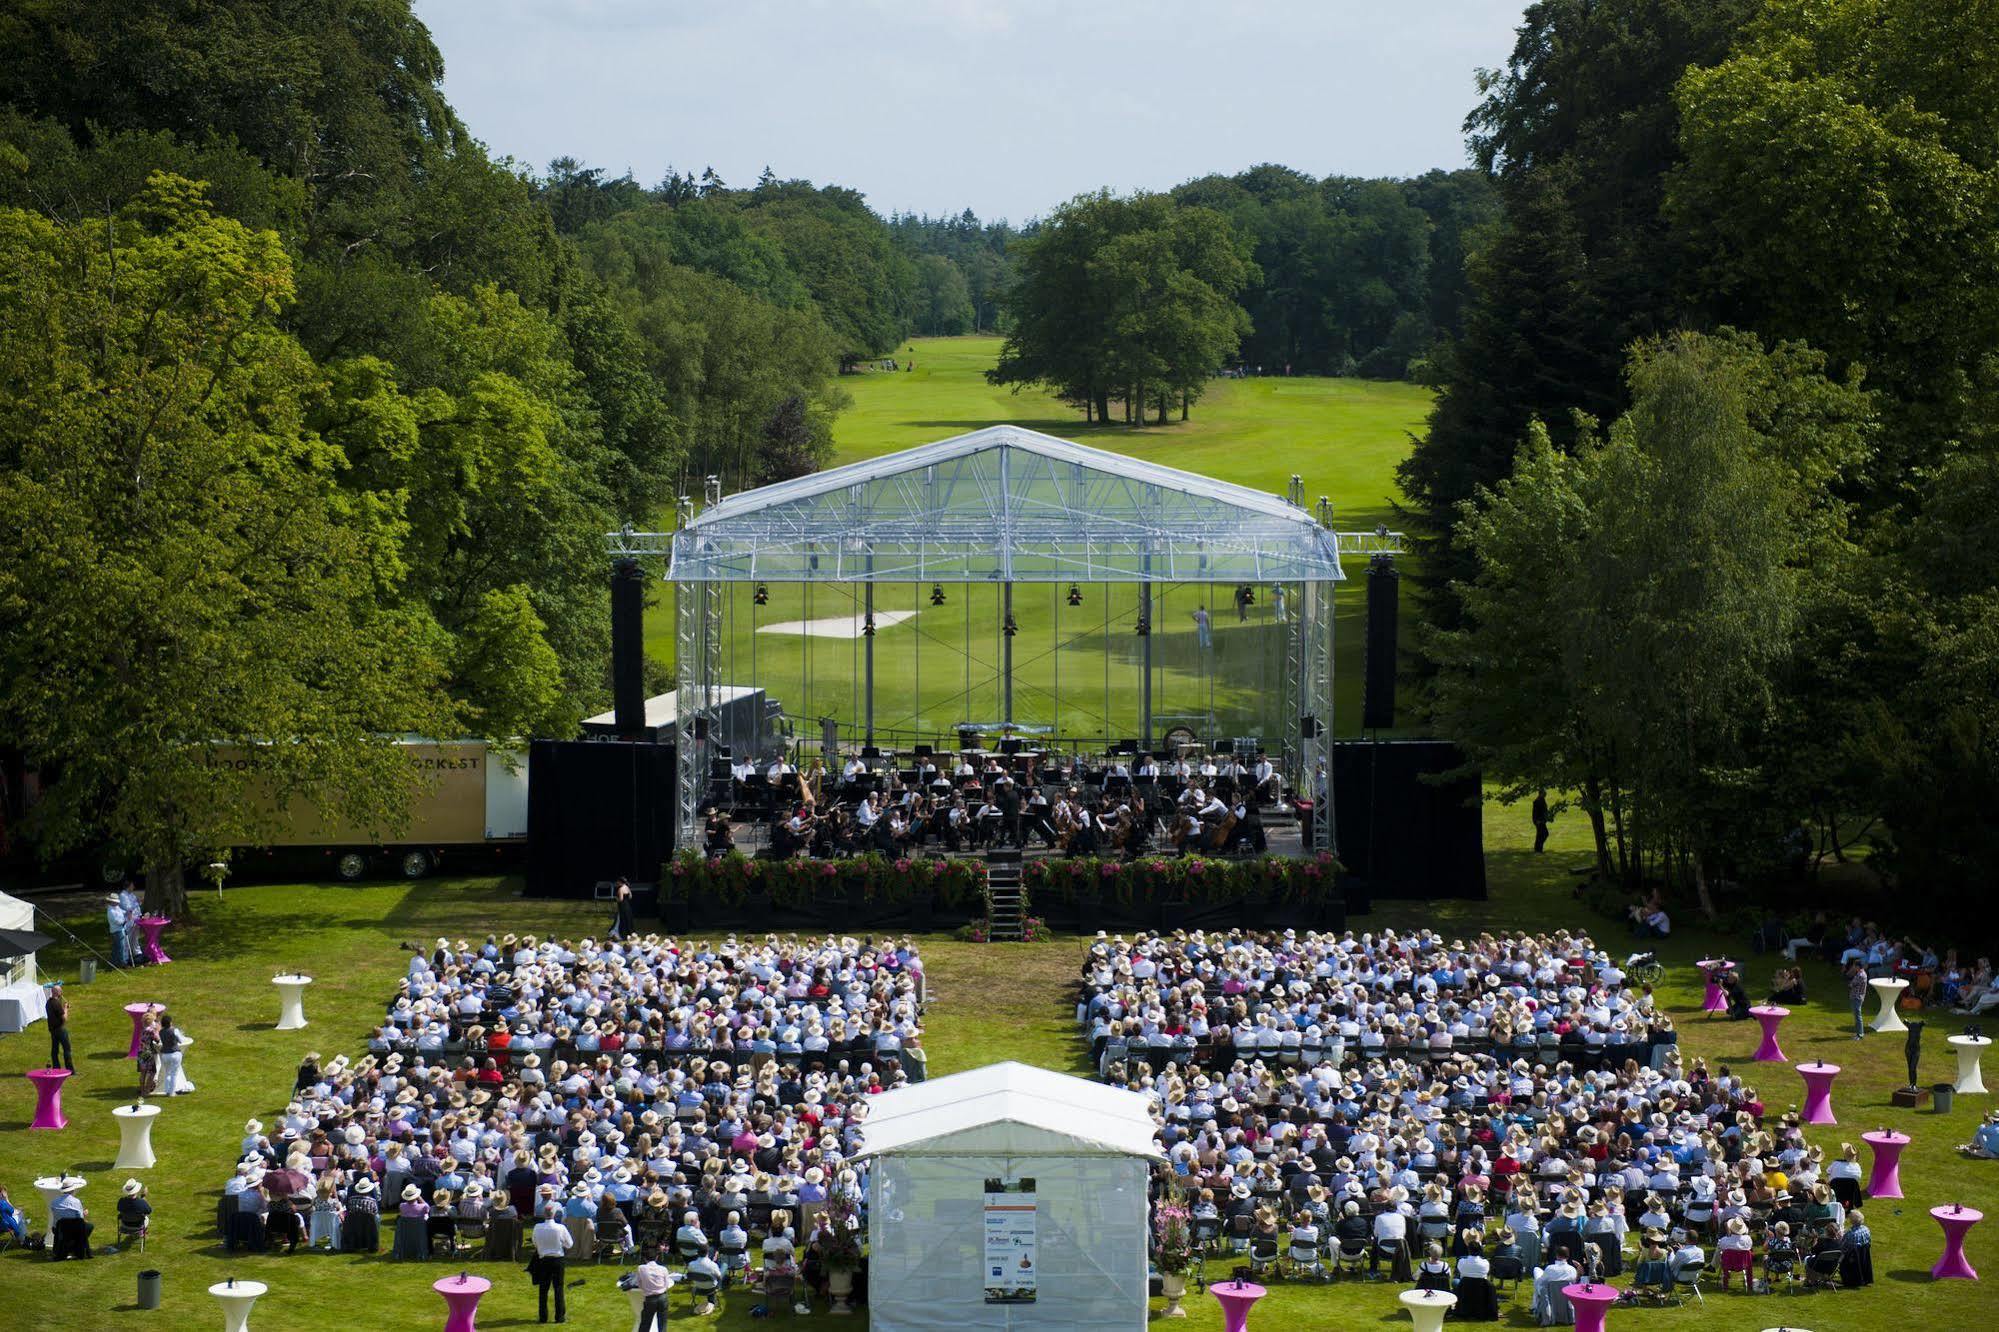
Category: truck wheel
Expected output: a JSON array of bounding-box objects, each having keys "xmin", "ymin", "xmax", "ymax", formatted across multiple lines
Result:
[
  {"xmin": 335, "ymin": 853, "xmax": 367, "ymax": 882},
  {"xmin": 399, "ymin": 851, "xmax": 432, "ymax": 879}
]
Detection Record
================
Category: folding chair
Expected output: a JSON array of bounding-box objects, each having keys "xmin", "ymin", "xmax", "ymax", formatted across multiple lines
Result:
[
  {"xmin": 565, "ymin": 1215, "xmax": 595, "ymax": 1261},
  {"xmin": 1671, "ymin": 1255, "xmax": 1707, "ymax": 1307},
  {"xmin": 1248, "ymin": 1236, "xmax": 1280, "ymax": 1280},
  {"xmin": 1336, "ymin": 1238, "xmax": 1369, "ymax": 1280},
  {"xmin": 685, "ymin": 1267, "xmax": 722, "ymax": 1312},
  {"xmin": 116, "ymin": 1220, "xmax": 148, "ymax": 1254},
  {"xmin": 1802, "ymin": 1249, "xmax": 1842, "ymax": 1290},
  {"xmin": 595, "ymin": 1220, "xmax": 628, "ymax": 1264},
  {"xmin": 1190, "ymin": 1217, "xmax": 1223, "ymax": 1290},
  {"xmin": 1287, "ymin": 1235, "xmax": 1326, "ymax": 1280},
  {"xmin": 763, "ymin": 1269, "xmax": 798, "ymax": 1316}
]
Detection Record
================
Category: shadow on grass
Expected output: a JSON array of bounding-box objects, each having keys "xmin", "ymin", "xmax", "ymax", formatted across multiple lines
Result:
[{"xmin": 1886, "ymin": 1267, "xmax": 1936, "ymax": 1283}]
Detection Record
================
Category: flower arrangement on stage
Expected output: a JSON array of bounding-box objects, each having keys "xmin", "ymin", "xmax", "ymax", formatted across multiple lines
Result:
[
  {"xmin": 1024, "ymin": 852, "xmax": 1337, "ymax": 908},
  {"xmin": 666, "ymin": 850, "xmax": 987, "ymax": 912}
]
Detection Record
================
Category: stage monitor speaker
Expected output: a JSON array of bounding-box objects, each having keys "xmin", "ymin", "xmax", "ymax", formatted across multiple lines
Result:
[
  {"xmin": 610, "ymin": 559, "xmax": 646, "ymax": 734},
  {"xmin": 1363, "ymin": 554, "xmax": 1399, "ymax": 731},
  {"xmin": 1300, "ymin": 715, "xmax": 1321, "ymax": 740}
]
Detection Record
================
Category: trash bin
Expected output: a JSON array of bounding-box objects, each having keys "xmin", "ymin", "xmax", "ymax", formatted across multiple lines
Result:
[
  {"xmin": 1933, "ymin": 1082, "xmax": 1956, "ymax": 1114},
  {"xmin": 79, "ymin": 960, "xmax": 96, "ymax": 984},
  {"xmin": 138, "ymin": 1269, "xmax": 162, "ymax": 1310}
]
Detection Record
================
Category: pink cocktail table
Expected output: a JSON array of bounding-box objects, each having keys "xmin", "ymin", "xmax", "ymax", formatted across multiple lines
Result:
[
  {"xmin": 125, "ymin": 1002, "xmax": 164, "ymax": 1057},
  {"xmin": 1749, "ymin": 1005, "xmax": 1789, "ymax": 1062},
  {"xmin": 1863, "ymin": 1129, "xmax": 1909, "ymax": 1199},
  {"xmin": 1211, "ymin": 1277, "xmax": 1265, "ymax": 1332},
  {"xmin": 1698, "ymin": 959, "xmax": 1734, "ymax": 1015},
  {"xmin": 1930, "ymin": 1204, "xmax": 1981, "ymax": 1280},
  {"xmin": 434, "ymin": 1273, "xmax": 491, "ymax": 1332},
  {"xmin": 27, "ymin": 1067, "xmax": 72, "ymax": 1129},
  {"xmin": 1797, "ymin": 1061, "xmax": 1840, "ymax": 1125},
  {"xmin": 138, "ymin": 915, "xmax": 172, "ymax": 965},
  {"xmin": 1565, "ymin": 1281, "xmax": 1619, "ymax": 1332}
]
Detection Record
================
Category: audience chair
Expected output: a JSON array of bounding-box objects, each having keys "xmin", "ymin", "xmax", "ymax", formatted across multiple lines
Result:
[
  {"xmin": 1286, "ymin": 1233, "xmax": 1325, "ymax": 1280},
  {"xmin": 1802, "ymin": 1249, "xmax": 1842, "ymax": 1290},
  {"xmin": 50, "ymin": 1217, "xmax": 92, "ymax": 1261},
  {"xmin": 685, "ymin": 1266, "xmax": 722, "ymax": 1312},
  {"xmin": 564, "ymin": 1215, "xmax": 595, "ymax": 1260},
  {"xmin": 116, "ymin": 1219, "xmax": 148, "ymax": 1254},
  {"xmin": 763, "ymin": 1269, "xmax": 797, "ymax": 1316},
  {"xmin": 1248, "ymin": 1235, "xmax": 1280, "ymax": 1280},
  {"xmin": 1336, "ymin": 1238, "xmax": 1369, "ymax": 1281},
  {"xmin": 1671, "ymin": 1256, "xmax": 1707, "ymax": 1307}
]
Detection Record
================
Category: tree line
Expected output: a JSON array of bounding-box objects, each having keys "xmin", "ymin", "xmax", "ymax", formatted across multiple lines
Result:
[{"xmin": 1408, "ymin": 0, "xmax": 1999, "ymax": 928}]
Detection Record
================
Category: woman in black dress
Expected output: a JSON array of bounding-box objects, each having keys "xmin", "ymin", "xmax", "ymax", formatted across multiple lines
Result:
[{"xmin": 611, "ymin": 878, "xmax": 636, "ymax": 940}]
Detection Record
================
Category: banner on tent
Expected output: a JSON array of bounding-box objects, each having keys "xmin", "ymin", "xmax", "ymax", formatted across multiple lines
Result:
[{"xmin": 982, "ymin": 1178, "xmax": 1037, "ymax": 1304}]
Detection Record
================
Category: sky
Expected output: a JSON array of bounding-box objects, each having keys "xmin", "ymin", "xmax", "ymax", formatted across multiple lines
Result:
[{"xmin": 413, "ymin": 0, "xmax": 1527, "ymax": 223}]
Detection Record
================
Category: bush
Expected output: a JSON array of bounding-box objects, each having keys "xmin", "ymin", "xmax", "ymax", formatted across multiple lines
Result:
[
  {"xmin": 664, "ymin": 850, "xmax": 987, "ymax": 912},
  {"xmin": 1024, "ymin": 853, "xmax": 1339, "ymax": 909}
]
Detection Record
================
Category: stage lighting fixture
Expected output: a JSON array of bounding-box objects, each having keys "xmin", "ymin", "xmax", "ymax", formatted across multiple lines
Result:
[
  {"xmin": 930, "ymin": 584, "xmax": 946, "ymax": 606},
  {"xmin": 1002, "ymin": 615, "xmax": 1017, "ymax": 637},
  {"xmin": 753, "ymin": 582, "xmax": 768, "ymax": 606},
  {"xmin": 862, "ymin": 615, "xmax": 876, "ymax": 637},
  {"xmin": 1067, "ymin": 584, "xmax": 1083, "ymax": 606},
  {"xmin": 1135, "ymin": 615, "xmax": 1150, "ymax": 637}
]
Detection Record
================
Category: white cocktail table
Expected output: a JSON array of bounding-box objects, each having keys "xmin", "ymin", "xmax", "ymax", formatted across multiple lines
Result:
[
  {"xmin": 272, "ymin": 975, "xmax": 312, "ymax": 1030},
  {"xmin": 114, "ymin": 1102, "xmax": 161, "ymax": 1169},
  {"xmin": 210, "ymin": 1279, "xmax": 266, "ymax": 1332},
  {"xmin": 1869, "ymin": 978, "xmax": 1909, "ymax": 1033},
  {"xmin": 1949, "ymin": 1034, "xmax": 1991, "ymax": 1095}
]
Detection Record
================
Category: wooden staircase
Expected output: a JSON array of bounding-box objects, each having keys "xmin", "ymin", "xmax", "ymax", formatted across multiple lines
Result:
[{"xmin": 984, "ymin": 848, "xmax": 1025, "ymax": 941}]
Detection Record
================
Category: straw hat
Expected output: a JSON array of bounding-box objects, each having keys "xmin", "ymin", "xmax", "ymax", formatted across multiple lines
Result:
[
  {"xmin": 122, "ymin": 1179, "xmax": 145, "ymax": 1198},
  {"xmin": 353, "ymin": 1178, "xmax": 376, "ymax": 1195},
  {"xmin": 244, "ymin": 1119, "xmax": 264, "ymax": 1136},
  {"xmin": 401, "ymin": 1184, "xmax": 422, "ymax": 1202}
]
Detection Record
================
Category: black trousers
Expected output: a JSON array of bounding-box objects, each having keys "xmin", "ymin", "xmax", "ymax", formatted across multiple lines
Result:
[
  {"xmin": 537, "ymin": 1257, "xmax": 566, "ymax": 1322},
  {"xmin": 635, "ymin": 1293, "xmax": 667, "ymax": 1332},
  {"xmin": 50, "ymin": 1026, "xmax": 74, "ymax": 1071}
]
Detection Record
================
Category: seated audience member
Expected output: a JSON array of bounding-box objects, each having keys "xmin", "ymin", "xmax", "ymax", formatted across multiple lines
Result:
[
  {"xmin": 1960, "ymin": 1110, "xmax": 1999, "ymax": 1159},
  {"xmin": 0, "ymin": 1185, "xmax": 29, "ymax": 1243},
  {"xmin": 1839, "ymin": 1209, "xmax": 1873, "ymax": 1288},
  {"xmin": 1769, "ymin": 967, "xmax": 1807, "ymax": 1005},
  {"xmin": 49, "ymin": 1180, "xmax": 92, "ymax": 1260},
  {"xmin": 1530, "ymin": 1251, "xmax": 1578, "ymax": 1325},
  {"xmin": 115, "ymin": 1180, "xmax": 152, "ymax": 1243}
]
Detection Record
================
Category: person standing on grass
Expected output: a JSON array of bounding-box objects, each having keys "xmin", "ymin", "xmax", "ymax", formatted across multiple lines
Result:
[
  {"xmin": 105, "ymin": 892, "xmax": 129, "ymax": 968},
  {"xmin": 1846, "ymin": 961, "xmax": 1869, "ymax": 1040},
  {"xmin": 1532, "ymin": 790, "xmax": 1552, "ymax": 853},
  {"xmin": 1192, "ymin": 605, "xmax": 1212, "ymax": 650},
  {"xmin": 631, "ymin": 1248, "xmax": 675, "ymax": 1331},
  {"xmin": 46, "ymin": 979, "xmax": 74, "ymax": 1071},
  {"xmin": 531, "ymin": 1203, "xmax": 573, "ymax": 1323}
]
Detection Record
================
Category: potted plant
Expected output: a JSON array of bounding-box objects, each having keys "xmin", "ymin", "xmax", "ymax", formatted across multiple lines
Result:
[
  {"xmin": 1152, "ymin": 1190, "xmax": 1194, "ymax": 1317},
  {"xmin": 818, "ymin": 1189, "xmax": 864, "ymax": 1314}
]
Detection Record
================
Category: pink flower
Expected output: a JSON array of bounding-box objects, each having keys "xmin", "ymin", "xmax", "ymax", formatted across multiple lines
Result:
[
  {"xmin": 821, "ymin": 864, "xmax": 836, "ymax": 877},
  {"xmin": 1101, "ymin": 863, "xmax": 1120, "ymax": 877},
  {"xmin": 894, "ymin": 858, "xmax": 912, "ymax": 873}
]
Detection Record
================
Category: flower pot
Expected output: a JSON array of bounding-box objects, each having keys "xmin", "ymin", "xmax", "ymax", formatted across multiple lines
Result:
[
  {"xmin": 828, "ymin": 1265, "xmax": 855, "ymax": 1315},
  {"xmin": 1157, "ymin": 1272, "xmax": 1188, "ymax": 1318}
]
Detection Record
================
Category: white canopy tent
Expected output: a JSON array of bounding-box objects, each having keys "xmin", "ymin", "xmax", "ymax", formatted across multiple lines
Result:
[
  {"xmin": 857, "ymin": 1061, "xmax": 1161, "ymax": 1331},
  {"xmin": 0, "ymin": 889, "xmax": 47, "ymax": 1032}
]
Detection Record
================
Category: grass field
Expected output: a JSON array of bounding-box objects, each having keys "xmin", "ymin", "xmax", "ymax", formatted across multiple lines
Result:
[
  {"xmin": 643, "ymin": 337, "xmax": 1434, "ymax": 743},
  {"xmin": 3, "ymin": 804, "xmax": 1994, "ymax": 1330}
]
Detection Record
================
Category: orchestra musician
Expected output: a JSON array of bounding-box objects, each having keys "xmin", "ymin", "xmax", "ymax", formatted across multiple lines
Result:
[
  {"xmin": 703, "ymin": 807, "xmax": 735, "ymax": 855},
  {"xmin": 1251, "ymin": 750, "xmax": 1278, "ymax": 803}
]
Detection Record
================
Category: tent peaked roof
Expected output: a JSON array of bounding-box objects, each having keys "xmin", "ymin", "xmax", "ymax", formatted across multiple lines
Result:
[
  {"xmin": 669, "ymin": 424, "xmax": 1343, "ymax": 584},
  {"xmin": 855, "ymin": 1060, "xmax": 1161, "ymax": 1160}
]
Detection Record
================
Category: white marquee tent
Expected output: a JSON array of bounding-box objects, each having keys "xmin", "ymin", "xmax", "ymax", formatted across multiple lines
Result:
[
  {"xmin": 0, "ymin": 889, "xmax": 47, "ymax": 1033},
  {"xmin": 857, "ymin": 1061, "xmax": 1160, "ymax": 1330}
]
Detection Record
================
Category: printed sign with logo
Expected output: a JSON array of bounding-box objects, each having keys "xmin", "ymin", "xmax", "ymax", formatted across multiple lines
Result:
[{"xmin": 982, "ymin": 1177, "xmax": 1037, "ymax": 1304}]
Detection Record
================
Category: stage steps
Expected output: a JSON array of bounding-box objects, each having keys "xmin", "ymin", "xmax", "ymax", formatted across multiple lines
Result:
[{"xmin": 985, "ymin": 848, "xmax": 1025, "ymax": 941}]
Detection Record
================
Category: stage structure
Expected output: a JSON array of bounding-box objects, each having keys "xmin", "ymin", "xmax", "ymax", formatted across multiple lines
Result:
[{"xmin": 608, "ymin": 425, "xmax": 1400, "ymax": 850}]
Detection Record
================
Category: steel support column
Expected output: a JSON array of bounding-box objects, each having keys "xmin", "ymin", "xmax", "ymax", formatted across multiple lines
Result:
[{"xmin": 1001, "ymin": 582, "xmax": 1014, "ymax": 724}]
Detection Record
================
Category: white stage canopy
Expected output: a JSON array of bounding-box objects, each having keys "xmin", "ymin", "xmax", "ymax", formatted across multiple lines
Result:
[
  {"xmin": 0, "ymin": 890, "xmax": 47, "ymax": 1033},
  {"xmin": 858, "ymin": 1061, "xmax": 1160, "ymax": 1331}
]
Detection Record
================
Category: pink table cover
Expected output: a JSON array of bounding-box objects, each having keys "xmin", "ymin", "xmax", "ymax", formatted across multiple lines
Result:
[
  {"xmin": 1749, "ymin": 1005, "xmax": 1789, "ymax": 1062},
  {"xmin": 1211, "ymin": 1278, "xmax": 1265, "ymax": 1332},
  {"xmin": 27, "ymin": 1067, "xmax": 71, "ymax": 1130},
  {"xmin": 434, "ymin": 1274, "xmax": 492, "ymax": 1332},
  {"xmin": 1698, "ymin": 959, "xmax": 1734, "ymax": 1014},
  {"xmin": 125, "ymin": 1002, "xmax": 164, "ymax": 1058},
  {"xmin": 1565, "ymin": 1281, "xmax": 1619, "ymax": 1332},
  {"xmin": 138, "ymin": 915, "xmax": 172, "ymax": 965},
  {"xmin": 1797, "ymin": 1062, "xmax": 1840, "ymax": 1125},
  {"xmin": 1930, "ymin": 1204, "xmax": 1981, "ymax": 1280},
  {"xmin": 1863, "ymin": 1130, "xmax": 1909, "ymax": 1199}
]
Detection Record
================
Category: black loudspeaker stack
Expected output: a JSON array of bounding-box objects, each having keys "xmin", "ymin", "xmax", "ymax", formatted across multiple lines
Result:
[
  {"xmin": 611, "ymin": 558, "xmax": 646, "ymax": 735},
  {"xmin": 1362, "ymin": 554, "xmax": 1398, "ymax": 731}
]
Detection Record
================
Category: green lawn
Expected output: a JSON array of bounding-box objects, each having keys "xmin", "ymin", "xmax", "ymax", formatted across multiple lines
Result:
[
  {"xmin": 645, "ymin": 336, "xmax": 1433, "ymax": 742},
  {"xmin": 3, "ymin": 804, "xmax": 1993, "ymax": 1329}
]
